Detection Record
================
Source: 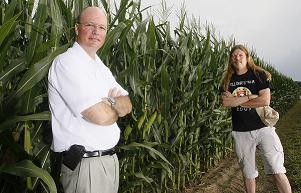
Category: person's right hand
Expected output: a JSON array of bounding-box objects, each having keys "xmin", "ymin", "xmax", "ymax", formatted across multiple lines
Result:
[{"xmin": 107, "ymin": 87, "xmax": 132, "ymax": 117}]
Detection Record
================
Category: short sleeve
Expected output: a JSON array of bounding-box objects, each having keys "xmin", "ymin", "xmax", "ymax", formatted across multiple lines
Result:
[
  {"xmin": 48, "ymin": 56, "xmax": 106, "ymax": 116},
  {"xmin": 101, "ymin": 65, "xmax": 129, "ymax": 96},
  {"xmin": 257, "ymin": 71, "xmax": 270, "ymax": 91}
]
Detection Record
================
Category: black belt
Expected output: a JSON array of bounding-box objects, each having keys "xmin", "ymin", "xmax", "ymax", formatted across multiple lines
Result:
[{"xmin": 83, "ymin": 148, "xmax": 115, "ymax": 158}]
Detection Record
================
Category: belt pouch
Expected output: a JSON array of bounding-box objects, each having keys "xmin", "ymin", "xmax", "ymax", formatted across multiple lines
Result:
[{"xmin": 62, "ymin": 145, "xmax": 85, "ymax": 171}]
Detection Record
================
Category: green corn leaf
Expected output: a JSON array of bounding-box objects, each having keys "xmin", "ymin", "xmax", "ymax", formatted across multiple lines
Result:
[
  {"xmin": 208, "ymin": 137, "xmax": 222, "ymax": 144},
  {"xmin": 0, "ymin": 111, "xmax": 51, "ymax": 132},
  {"xmin": 99, "ymin": 22, "xmax": 128, "ymax": 57},
  {"xmin": 25, "ymin": 0, "xmax": 47, "ymax": 63},
  {"xmin": 157, "ymin": 161, "xmax": 173, "ymax": 179},
  {"xmin": 146, "ymin": 17, "xmax": 157, "ymax": 50},
  {"xmin": 110, "ymin": 0, "xmax": 132, "ymax": 27},
  {"xmin": 3, "ymin": 0, "xmax": 18, "ymax": 22},
  {"xmin": 15, "ymin": 43, "xmax": 69, "ymax": 97},
  {"xmin": 0, "ymin": 160, "xmax": 57, "ymax": 193},
  {"xmin": 171, "ymin": 127, "xmax": 185, "ymax": 147},
  {"xmin": 160, "ymin": 64, "xmax": 171, "ymax": 117},
  {"xmin": 134, "ymin": 172, "xmax": 154, "ymax": 184},
  {"xmin": 56, "ymin": 0, "xmax": 74, "ymax": 36},
  {"xmin": 120, "ymin": 142, "xmax": 171, "ymax": 166},
  {"xmin": 0, "ymin": 59, "xmax": 24, "ymax": 86},
  {"xmin": 49, "ymin": 0, "xmax": 64, "ymax": 47},
  {"xmin": 32, "ymin": 37, "xmax": 59, "ymax": 64},
  {"xmin": 0, "ymin": 12, "xmax": 22, "ymax": 46}
]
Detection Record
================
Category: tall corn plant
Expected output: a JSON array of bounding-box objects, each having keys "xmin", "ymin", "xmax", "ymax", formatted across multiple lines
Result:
[{"xmin": 99, "ymin": 1, "xmax": 234, "ymax": 192}]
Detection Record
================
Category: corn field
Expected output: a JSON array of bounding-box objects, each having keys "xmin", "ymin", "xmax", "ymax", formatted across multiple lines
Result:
[{"xmin": 0, "ymin": 0, "xmax": 300, "ymax": 193}]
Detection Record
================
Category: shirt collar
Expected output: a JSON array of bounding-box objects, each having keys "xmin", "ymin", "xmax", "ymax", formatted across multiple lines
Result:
[{"xmin": 72, "ymin": 42, "xmax": 100, "ymax": 62}]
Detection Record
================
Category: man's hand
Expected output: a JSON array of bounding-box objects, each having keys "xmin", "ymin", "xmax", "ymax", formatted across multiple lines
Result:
[
  {"xmin": 107, "ymin": 87, "xmax": 132, "ymax": 117},
  {"xmin": 81, "ymin": 101, "xmax": 118, "ymax": 126},
  {"xmin": 81, "ymin": 87, "xmax": 132, "ymax": 125},
  {"xmin": 114, "ymin": 95, "xmax": 132, "ymax": 117}
]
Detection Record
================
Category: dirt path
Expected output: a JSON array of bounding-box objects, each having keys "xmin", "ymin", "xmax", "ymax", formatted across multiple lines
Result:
[
  {"xmin": 185, "ymin": 100, "xmax": 301, "ymax": 193},
  {"xmin": 184, "ymin": 154, "xmax": 245, "ymax": 193},
  {"xmin": 184, "ymin": 154, "xmax": 276, "ymax": 193}
]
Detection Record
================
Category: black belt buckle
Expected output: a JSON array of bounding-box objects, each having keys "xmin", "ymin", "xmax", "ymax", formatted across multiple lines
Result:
[{"xmin": 83, "ymin": 151, "xmax": 100, "ymax": 158}]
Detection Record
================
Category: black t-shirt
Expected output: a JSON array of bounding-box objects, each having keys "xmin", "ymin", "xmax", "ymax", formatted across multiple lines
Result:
[{"xmin": 228, "ymin": 70, "xmax": 270, "ymax": 132}]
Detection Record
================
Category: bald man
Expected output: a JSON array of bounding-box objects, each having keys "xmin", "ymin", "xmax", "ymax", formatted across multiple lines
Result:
[{"xmin": 48, "ymin": 7, "xmax": 132, "ymax": 193}]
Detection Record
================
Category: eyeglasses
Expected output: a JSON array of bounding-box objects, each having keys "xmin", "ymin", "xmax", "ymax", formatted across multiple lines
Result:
[{"xmin": 77, "ymin": 22, "xmax": 107, "ymax": 31}]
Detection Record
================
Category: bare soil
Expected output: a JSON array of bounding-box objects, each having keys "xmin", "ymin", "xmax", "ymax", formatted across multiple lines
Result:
[{"xmin": 184, "ymin": 153, "xmax": 276, "ymax": 193}]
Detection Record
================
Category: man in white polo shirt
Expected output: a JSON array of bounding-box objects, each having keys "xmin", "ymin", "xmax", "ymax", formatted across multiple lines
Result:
[{"xmin": 48, "ymin": 6, "xmax": 132, "ymax": 193}]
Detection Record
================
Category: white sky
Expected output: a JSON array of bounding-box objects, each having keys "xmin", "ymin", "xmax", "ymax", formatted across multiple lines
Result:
[{"xmin": 141, "ymin": 0, "xmax": 301, "ymax": 81}]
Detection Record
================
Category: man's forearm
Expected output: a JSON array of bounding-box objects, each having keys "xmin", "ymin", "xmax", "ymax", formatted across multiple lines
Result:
[
  {"xmin": 81, "ymin": 95, "xmax": 132, "ymax": 125},
  {"xmin": 82, "ymin": 101, "xmax": 119, "ymax": 125},
  {"xmin": 221, "ymin": 95, "xmax": 249, "ymax": 107},
  {"xmin": 241, "ymin": 96, "xmax": 270, "ymax": 108}
]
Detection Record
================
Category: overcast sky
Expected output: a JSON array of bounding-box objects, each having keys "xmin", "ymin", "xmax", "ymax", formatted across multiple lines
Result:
[{"xmin": 141, "ymin": 0, "xmax": 301, "ymax": 81}]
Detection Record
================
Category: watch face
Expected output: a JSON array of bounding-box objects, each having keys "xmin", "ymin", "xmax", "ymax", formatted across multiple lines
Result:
[{"xmin": 108, "ymin": 97, "xmax": 116, "ymax": 106}]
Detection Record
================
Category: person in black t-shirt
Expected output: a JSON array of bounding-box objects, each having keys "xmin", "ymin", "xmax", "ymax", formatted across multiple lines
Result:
[{"xmin": 220, "ymin": 45, "xmax": 291, "ymax": 193}]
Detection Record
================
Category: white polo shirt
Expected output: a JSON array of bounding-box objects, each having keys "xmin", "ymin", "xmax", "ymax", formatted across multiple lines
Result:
[{"xmin": 48, "ymin": 42, "xmax": 128, "ymax": 152}]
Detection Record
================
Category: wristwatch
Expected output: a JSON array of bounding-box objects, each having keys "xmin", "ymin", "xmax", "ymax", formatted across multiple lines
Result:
[{"xmin": 107, "ymin": 97, "xmax": 116, "ymax": 108}]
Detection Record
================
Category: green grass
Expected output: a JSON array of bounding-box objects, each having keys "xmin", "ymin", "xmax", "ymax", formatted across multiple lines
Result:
[{"xmin": 277, "ymin": 100, "xmax": 301, "ymax": 192}]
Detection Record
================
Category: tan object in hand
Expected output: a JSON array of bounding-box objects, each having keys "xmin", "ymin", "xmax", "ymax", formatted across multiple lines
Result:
[{"xmin": 256, "ymin": 106, "xmax": 279, "ymax": 127}]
